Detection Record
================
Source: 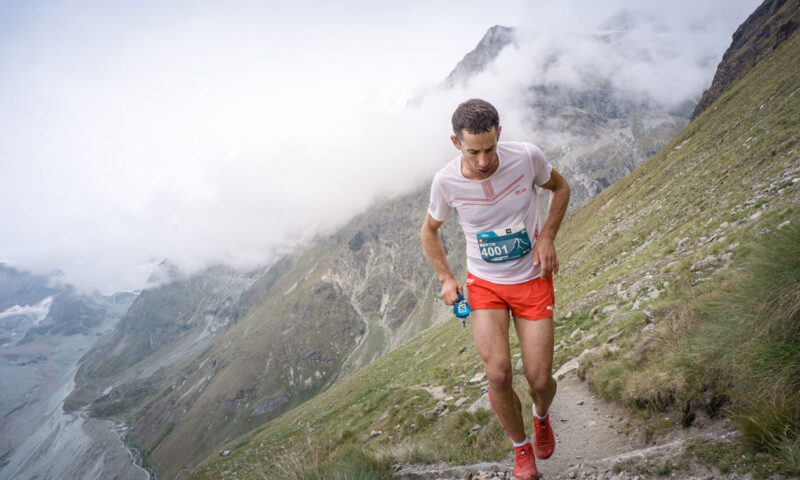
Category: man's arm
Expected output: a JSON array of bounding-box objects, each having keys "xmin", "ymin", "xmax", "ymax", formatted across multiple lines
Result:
[
  {"xmin": 533, "ymin": 168, "xmax": 570, "ymax": 278},
  {"xmin": 420, "ymin": 213, "xmax": 462, "ymax": 305}
]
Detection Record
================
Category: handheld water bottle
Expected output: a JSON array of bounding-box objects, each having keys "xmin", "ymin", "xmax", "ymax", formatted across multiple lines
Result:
[{"xmin": 453, "ymin": 291, "xmax": 470, "ymax": 327}]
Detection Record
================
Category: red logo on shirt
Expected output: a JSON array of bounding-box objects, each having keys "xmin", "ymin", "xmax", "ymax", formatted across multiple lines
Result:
[
  {"xmin": 454, "ymin": 174, "xmax": 525, "ymax": 206},
  {"xmin": 482, "ymin": 180, "xmax": 496, "ymax": 200}
]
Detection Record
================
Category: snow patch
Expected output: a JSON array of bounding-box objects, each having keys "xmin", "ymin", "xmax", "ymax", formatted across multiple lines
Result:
[{"xmin": 0, "ymin": 296, "xmax": 53, "ymax": 324}]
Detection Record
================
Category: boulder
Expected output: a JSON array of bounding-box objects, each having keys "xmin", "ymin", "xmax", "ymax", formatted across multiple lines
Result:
[{"xmin": 467, "ymin": 393, "xmax": 491, "ymax": 413}]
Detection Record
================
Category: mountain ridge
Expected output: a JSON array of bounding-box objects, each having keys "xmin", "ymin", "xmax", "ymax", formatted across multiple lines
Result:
[
  {"xmin": 692, "ymin": 0, "xmax": 800, "ymax": 119},
  {"xmin": 443, "ymin": 25, "xmax": 515, "ymax": 89}
]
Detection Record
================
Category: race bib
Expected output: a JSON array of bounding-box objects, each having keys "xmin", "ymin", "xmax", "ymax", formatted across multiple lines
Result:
[{"xmin": 477, "ymin": 223, "xmax": 532, "ymax": 263}]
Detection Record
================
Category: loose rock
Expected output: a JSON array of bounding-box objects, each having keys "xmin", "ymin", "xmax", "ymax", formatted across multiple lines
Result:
[{"xmin": 469, "ymin": 372, "xmax": 487, "ymax": 384}]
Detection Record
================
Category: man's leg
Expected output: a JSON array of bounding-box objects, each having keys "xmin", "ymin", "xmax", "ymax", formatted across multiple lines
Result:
[
  {"xmin": 513, "ymin": 315, "xmax": 556, "ymax": 415},
  {"xmin": 470, "ymin": 308, "xmax": 526, "ymax": 443},
  {"xmin": 514, "ymin": 315, "xmax": 556, "ymax": 460}
]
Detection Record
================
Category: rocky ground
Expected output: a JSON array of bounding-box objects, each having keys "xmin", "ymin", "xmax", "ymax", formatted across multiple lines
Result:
[{"xmin": 391, "ymin": 372, "xmax": 787, "ymax": 480}]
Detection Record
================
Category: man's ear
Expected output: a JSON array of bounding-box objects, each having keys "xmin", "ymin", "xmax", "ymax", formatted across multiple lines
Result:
[
  {"xmin": 496, "ymin": 125, "xmax": 502, "ymax": 140},
  {"xmin": 450, "ymin": 134, "xmax": 461, "ymax": 149}
]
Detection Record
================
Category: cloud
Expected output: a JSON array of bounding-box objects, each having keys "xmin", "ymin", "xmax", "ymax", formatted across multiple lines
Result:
[{"xmin": 0, "ymin": 0, "xmax": 761, "ymax": 292}]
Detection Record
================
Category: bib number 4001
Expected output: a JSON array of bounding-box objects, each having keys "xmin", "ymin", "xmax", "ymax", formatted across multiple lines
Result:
[
  {"xmin": 476, "ymin": 223, "xmax": 532, "ymax": 263},
  {"xmin": 481, "ymin": 245, "xmax": 509, "ymax": 257}
]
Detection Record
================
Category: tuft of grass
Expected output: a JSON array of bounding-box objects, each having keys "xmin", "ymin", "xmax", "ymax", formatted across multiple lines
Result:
[
  {"xmin": 686, "ymin": 437, "xmax": 786, "ymax": 478},
  {"xmin": 262, "ymin": 446, "xmax": 392, "ymax": 480}
]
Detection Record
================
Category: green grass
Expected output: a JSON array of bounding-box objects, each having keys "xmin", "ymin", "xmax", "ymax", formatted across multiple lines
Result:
[
  {"xmin": 686, "ymin": 437, "xmax": 788, "ymax": 478},
  {"xmin": 584, "ymin": 223, "xmax": 800, "ymax": 476},
  {"xmin": 187, "ymin": 315, "xmax": 517, "ymax": 479},
  {"xmin": 551, "ymin": 32, "xmax": 800, "ymax": 478},
  {"xmin": 257, "ymin": 446, "xmax": 392, "ymax": 480}
]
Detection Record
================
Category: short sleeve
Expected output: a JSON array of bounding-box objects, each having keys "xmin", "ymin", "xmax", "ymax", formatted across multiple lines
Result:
[
  {"xmin": 427, "ymin": 174, "xmax": 451, "ymax": 222},
  {"xmin": 526, "ymin": 143, "xmax": 553, "ymax": 187}
]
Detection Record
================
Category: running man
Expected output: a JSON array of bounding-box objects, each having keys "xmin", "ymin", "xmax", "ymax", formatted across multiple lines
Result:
[{"xmin": 420, "ymin": 99, "xmax": 570, "ymax": 480}]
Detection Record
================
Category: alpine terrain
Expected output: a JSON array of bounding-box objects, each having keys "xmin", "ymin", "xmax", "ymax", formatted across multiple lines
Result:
[
  {"xmin": 0, "ymin": 265, "xmax": 141, "ymax": 479},
  {"xmin": 2, "ymin": 1, "xmax": 797, "ymax": 479},
  {"xmin": 182, "ymin": 1, "xmax": 798, "ymax": 478},
  {"xmin": 45, "ymin": 9, "xmax": 711, "ymax": 479}
]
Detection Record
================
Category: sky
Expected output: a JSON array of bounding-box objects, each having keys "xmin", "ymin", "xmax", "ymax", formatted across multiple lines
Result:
[{"xmin": 0, "ymin": 0, "xmax": 761, "ymax": 293}]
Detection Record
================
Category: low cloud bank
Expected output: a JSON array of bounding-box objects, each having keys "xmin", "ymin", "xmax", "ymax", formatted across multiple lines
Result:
[{"xmin": 0, "ymin": 1, "xmax": 759, "ymax": 291}]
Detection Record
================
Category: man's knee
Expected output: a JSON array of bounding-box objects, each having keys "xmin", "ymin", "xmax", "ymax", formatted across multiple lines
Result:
[
  {"xmin": 526, "ymin": 371, "xmax": 553, "ymax": 395},
  {"xmin": 486, "ymin": 362, "xmax": 513, "ymax": 391}
]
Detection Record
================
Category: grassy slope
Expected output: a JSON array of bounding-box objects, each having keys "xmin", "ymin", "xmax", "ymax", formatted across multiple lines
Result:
[
  {"xmin": 129, "ymin": 188, "xmax": 467, "ymax": 478},
  {"xmin": 187, "ymin": 33, "xmax": 800, "ymax": 479},
  {"xmin": 131, "ymin": 240, "xmax": 365, "ymax": 477}
]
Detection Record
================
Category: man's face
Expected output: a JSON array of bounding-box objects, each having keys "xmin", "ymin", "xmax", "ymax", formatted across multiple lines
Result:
[{"xmin": 451, "ymin": 126, "xmax": 502, "ymax": 180}]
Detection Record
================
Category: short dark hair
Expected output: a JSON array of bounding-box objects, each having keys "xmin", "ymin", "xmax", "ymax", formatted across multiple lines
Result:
[{"xmin": 451, "ymin": 98, "xmax": 500, "ymax": 141}]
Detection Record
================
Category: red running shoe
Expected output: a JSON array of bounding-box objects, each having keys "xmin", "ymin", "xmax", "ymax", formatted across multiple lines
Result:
[
  {"xmin": 532, "ymin": 412, "xmax": 555, "ymax": 459},
  {"xmin": 513, "ymin": 443, "xmax": 539, "ymax": 480}
]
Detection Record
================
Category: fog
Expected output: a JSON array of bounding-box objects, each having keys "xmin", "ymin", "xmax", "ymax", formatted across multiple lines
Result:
[{"xmin": 0, "ymin": 0, "xmax": 760, "ymax": 292}]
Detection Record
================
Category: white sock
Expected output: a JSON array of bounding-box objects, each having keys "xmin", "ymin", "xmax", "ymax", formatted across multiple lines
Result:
[
  {"xmin": 532, "ymin": 406, "xmax": 549, "ymax": 420},
  {"xmin": 512, "ymin": 438, "xmax": 531, "ymax": 448}
]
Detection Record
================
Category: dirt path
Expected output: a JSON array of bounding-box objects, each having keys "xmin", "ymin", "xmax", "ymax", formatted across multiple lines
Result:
[
  {"xmin": 393, "ymin": 371, "xmax": 746, "ymax": 480},
  {"xmin": 534, "ymin": 371, "xmax": 642, "ymax": 477},
  {"xmin": 394, "ymin": 370, "xmax": 640, "ymax": 479}
]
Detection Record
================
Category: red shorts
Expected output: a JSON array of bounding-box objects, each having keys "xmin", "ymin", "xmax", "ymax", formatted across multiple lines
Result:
[{"xmin": 466, "ymin": 272, "xmax": 555, "ymax": 321}]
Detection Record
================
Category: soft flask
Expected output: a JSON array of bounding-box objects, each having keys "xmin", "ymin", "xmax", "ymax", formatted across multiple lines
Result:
[{"xmin": 453, "ymin": 291, "xmax": 470, "ymax": 327}]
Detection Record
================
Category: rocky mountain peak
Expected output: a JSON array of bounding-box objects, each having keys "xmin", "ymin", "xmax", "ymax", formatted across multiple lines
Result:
[
  {"xmin": 692, "ymin": 0, "xmax": 799, "ymax": 119},
  {"xmin": 443, "ymin": 25, "xmax": 515, "ymax": 88}
]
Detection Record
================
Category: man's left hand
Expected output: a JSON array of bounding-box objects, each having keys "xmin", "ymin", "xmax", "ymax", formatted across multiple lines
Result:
[{"xmin": 533, "ymin": 237, "xmax": 559, "ymax": 279}]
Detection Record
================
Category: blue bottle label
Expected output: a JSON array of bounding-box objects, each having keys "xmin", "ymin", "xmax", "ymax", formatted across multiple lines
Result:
[{"xmin": 454, "ymin": 292, "xmax": 470, "ymax": 319}]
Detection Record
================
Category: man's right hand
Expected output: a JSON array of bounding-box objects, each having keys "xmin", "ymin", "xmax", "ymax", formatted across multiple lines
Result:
[
  {"xmin": 440, "ymin": 276, "xmax": 463, "ymax": 306},
  {"xmin": 421, "ymin": 213, "xmax": 463, "ymax": 306}
]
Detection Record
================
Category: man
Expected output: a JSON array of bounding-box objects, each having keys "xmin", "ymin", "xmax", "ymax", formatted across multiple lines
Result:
[{"xmin": 420, "ymin": 99, "xmax": 570, "ymax": 480}]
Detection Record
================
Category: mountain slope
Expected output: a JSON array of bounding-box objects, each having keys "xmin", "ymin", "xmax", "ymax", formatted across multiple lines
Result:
[
  {"xmin": 76, "ymin": 188, "xmax": 467, "ymax": 478},
  {"xmin": 526, "ymin": 80, "xmax": 687, "ymax": 211},
  {"xmin": 0, "ymin": 265, "xmax": 137, "ymax": 478},
  {"xmin": 692, "ymin": 0, "xmax": 800, "ymax": 119},
  {"xmin": 443, "ymin": 25, "xmax": 515, "ymax": 88},
  {"xmin": 187, "ymin": 19, "xmax": 800, "ymax": 480},
  {"xmin": 72, "ymin": 16, "xmax": 746, "ymax": 478},
  {"xmin": 65, "ymin": 265, "xmax": 264, "ymax": 412}
]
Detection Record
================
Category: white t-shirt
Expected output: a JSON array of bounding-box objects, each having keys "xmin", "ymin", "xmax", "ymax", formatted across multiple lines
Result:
[{"xmin": 428, "ymin": 141, "xmax": 553, "ymax": 284}]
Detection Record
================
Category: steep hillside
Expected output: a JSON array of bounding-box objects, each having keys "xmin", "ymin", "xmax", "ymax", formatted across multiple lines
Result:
[
  {"xmin": 443, "ymin": 25, "xmax": 516, "ymax": 89},
  {"xmin": 80, "ymin": 265, "xmax": 263, "ymax": 378},
  {"xmin": 0, "ymin": 265, "xmax": 137, "ymax": 478},
  {"xmin": 187, "ymin": 20, "xmax": 800, "ymax": 480},
  {"xmin": 692, "ymin": 0, "xmax": 800, "ymax": 119},
  {"xmin": 79, "ymin": 189, "xmax": 466, "ymax": 479},
  {"xmin": 526, "ymin": 81, "xmax": 686, "ymax": 210},
  {"xmin": 65, "ymin": 265, "xmax": 264, "ymax": 412}
]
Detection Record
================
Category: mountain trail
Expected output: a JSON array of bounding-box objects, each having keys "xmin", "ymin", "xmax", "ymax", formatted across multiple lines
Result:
[{"xmin": 392, "ymin": 372, "xmax": 751, "ymax": 480}]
